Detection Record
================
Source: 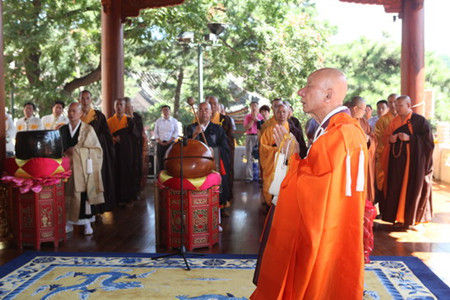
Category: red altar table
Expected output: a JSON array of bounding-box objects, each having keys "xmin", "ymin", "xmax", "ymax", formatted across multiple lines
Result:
[
  {"xmin": 157, "ymin": 171, "xmax": 220, "ymax": 251},
  {"xmin": 8, "ymin": 181, "xmax": 66, "ymax": 250}
]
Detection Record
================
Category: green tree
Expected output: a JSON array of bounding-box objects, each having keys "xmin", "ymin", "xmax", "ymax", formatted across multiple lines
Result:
[
  {"xmin": 325, "ymin": 38, "xmax": 450, "ymax": 121},
  {"xmin": 325, "ymin": 37, "xmax": 401, "ymax": 104},
  {"xmin": 124, "ymin": 0, "xmax": 331, "ymax": 122},
  {"xmin": 4, "ymin": 0, "xmax": 330, "ymax": 123},
  {"xmin": 4, "ymin": 0, "xmax": 102, "ymax": 116}
]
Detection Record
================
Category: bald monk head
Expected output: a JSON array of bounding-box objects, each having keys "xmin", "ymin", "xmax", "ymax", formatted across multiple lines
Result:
[
  {"xmin": 206, "ymin": 96, "xmax": 219, "ymax": 115},
  {"xmin": 67, "ymin": 102, "xmax": 83, "ymax": 126},
  {"xmin": 387, "ymin": 93, "xmax": 398, "ymax": 116},
  {"xmin": 395, "ymin": 95, "xmax": 412, "ymax": 119},
  {"xmin": 349, "ymin": 96, "xmax": 367, "ymax": 119},
  {"xmin": 198, "ymin": 102, "xmax": 212, "ymax": 125},
  {"xmin": 297, "ymin": 68, "xmax": 348, "ymax": 123},
  {"xmin": 274, "ymin": 103, "xmax": 289, "ymax": 125}
]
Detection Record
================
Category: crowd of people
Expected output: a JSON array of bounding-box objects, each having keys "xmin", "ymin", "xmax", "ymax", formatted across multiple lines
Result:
[
  {"xmin": 4, "ymin": 67, "xmax": 434, "ymax": 298},
  {"xmin": 5, "ymin": 91, "xmax": 148, "ymax": 235},
  {"xmin": 249, "ymin": 68, "xmax": 434, "ymax": 299}
]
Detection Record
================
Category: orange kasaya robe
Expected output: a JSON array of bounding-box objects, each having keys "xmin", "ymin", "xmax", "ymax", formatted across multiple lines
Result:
[
  {"xmin": 81, "ymin": 108, "xmax": 96, "ymax": 125},
  {"xmin": 358, "ymin": 117, "xmax": 376, "ymax": 203},
  {"xmin": 107, "ymin": 113, "xmax": 128, "ymax": 135},
  {"xmin": 259, "ymin": 116, "xmax": 276, "ymax": 136},
  {"xmin": 381, "ymin": 112, "xmax": 413, "ymax": 223},
  {"xmin": 374, "ymin": 111, "xmax": 395, "ymax": 191},
  {"xmin": 251, "ymin": 112, "xmax": 367, "ymax": 300},
  {"xmin": 258, "ymin": 121, "xmax": 289, "ymax": 205}
]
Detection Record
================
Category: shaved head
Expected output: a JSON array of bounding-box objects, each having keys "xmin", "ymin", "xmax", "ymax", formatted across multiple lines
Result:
[
  {"xmin": 349, "ymin": 96, "xmax": 367, "ymax": 119},
  {"xmin": 387, "ymin": 93, "xmax": 398, "ymax": 115},
  {"xmin": 198, "ymin": 102, "xmax": 212, "ymax": 124},
  {"xmin": 396, "ymin": 95, "xmax": 411, "ymax": 105},
  {"xmin": 68, "ymin": 102, "xmax": 82, "ymax": 123},
  {"xmin": 311, "ymin": 68, "xmax": 348, "ymax": 104},
  {"xmin": 298, "ymin": 68, "xmax": 348, "ymax": 122},
  {"xmin": 274, "ymin": 102, "xmax": 289, "ymax": 124},
  {"xmin": 69, "ymin": 102, "xmax": 82, "ymax": 111},
  {"xmin": 395, "ymin": 95, "xmax": 412, "ymax": 117},
  {"xmin": 206, "ymin": 96, "xmax": 219, "ymax": 114}
]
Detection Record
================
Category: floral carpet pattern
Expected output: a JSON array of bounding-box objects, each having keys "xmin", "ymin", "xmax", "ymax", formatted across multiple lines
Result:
[{"xmin": 0, "ymin": 253, "xmax": 447, "ymax": 299}]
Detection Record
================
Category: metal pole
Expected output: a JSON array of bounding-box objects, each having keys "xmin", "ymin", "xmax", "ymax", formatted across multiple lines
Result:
[{"xmin": 197, "ymin": 44, "xmax": 203, "ymax": 102}]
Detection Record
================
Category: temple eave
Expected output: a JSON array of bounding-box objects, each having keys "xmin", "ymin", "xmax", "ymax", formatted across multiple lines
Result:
[
  {"xmin": 339, "ymin": 0, "xmax": 401, "ymax": 13},
  {"xmin": 121, "ymin": 0, "xmax": 185, "ymax": 19}
]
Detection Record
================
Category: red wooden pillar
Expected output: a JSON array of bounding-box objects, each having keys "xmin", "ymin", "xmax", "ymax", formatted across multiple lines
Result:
[
  {"xmin": 401, "ymin": 0, "xmax": 424, "ymax": 114},
  {"xmin": 101, "ymin": 1, "xmax": 124, "ymax": 118},
  {"xmin": 0, "ymin": 0, "xmax": 6, "ymax": 172}
]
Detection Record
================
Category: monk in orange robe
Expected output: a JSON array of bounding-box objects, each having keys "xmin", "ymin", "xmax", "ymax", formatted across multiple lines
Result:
[
  {"xmin": 251, "ymin": 68, "xmax": 367, "ymax": 300},
  {"xmin": 350, "ymin": 96, "xmax": 376, "ymax": 203},
  {"xmin": 349, "ymin": 96, "xmax": 377, "ymax": 262},
  {"xmin": 374, "ymin": 93, "xmax": 397, "ymax": 201},
  {"xmin": 380, "ymin": 96, "xmax": 433, "ymax": 228}
]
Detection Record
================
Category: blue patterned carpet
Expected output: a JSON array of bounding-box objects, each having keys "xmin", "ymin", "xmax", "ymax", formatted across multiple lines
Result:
[{"xmin": 0, "ymin": 252, "xmax": 448, "ymax": 299}]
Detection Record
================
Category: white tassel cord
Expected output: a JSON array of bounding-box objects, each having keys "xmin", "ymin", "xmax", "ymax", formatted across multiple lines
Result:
[
  {"xmin": 346, "ymin": 151, "xmax": 352, "ymax": 197},
  {"xmin": 356, "ymin": 147, "xmax": 365, "ymax": 192}
]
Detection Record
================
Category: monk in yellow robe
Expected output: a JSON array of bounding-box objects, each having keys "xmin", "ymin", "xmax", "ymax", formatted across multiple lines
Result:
[
  {"xmin": 258, "ymin": 98, "xmax": 283, "ymax": 135},
  {"xmin": 251, "ymin": 68, "xmax": 367, "ymax": 300},
  {"xmin": 258, "ymin": 103, "xmax": 290, "ymax": 206},
  {"xmin": 374, "ymin": 93, "xmax": 397, "ymax": 195}
]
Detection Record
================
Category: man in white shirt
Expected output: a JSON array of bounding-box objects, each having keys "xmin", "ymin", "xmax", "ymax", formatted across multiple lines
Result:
[
  {"xmin": 153, "ymin": 105, "xmax": 179, "ymax": 172},
  {"xmin": 5, "ymin": 113, "xmax": 16, "ymax": 156},
  {"xmin": 15, "ymin": 102, "xmax": 43, "ymax": 131},
  {"xmin": 41, "ymin": 101, "xmax": 69, "ymax": 130}
]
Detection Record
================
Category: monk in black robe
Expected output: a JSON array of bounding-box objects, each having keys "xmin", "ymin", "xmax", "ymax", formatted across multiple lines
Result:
[
  {"xmin": 125, "ymin": 97, "xmax": 146, "ymax": 196},
  {"xmin": 185, "ymin": 102, "xmax": 232, "ymax": 206},
  {"xmin": 207, "ymin": 96, "xmax": 235, "ymax": 204},
  {"xmin": 79, "ymin": 90, "xmax": 116, "ymax": 211},
  {"xmin": 380, "ymin": 96, "xmax": 434, "ymax": 228},
  {"xmin": 107, "ymin": 98, "xmax": 140, "ymax": 206}
]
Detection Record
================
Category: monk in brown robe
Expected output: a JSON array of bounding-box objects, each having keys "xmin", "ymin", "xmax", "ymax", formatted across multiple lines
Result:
[
  {"xmin": 79, "ymin": 90, "xmax": 116, "ymax": 211},
  {"xmin": 252, "ymin": 68, "xmax": 367, "ymax": 299},
  {"xmin": 374, "ymin": 93, "xmax": 397, "ymax": 202},
  {"xmin": 125, "ymin": 97, "xmax": 147, "ymax": 192},
  {"xmin": 107, "ymin": 98, "xmax": 140, "ymax": 206},
  {"xmin": 380, "ymin": 95, "xmax": 434, "ymax": 228}
]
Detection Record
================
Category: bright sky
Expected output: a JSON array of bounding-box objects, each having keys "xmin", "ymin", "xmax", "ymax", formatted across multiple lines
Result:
[{"xmin": 314, "ymin": 0, "xmax": 450, "ymax": 56}]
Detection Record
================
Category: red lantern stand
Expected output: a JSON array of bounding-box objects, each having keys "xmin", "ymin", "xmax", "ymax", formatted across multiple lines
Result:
[
  {"xmin": 157, "ymin": 171, "xmax": 220, "ymax": 251},
  {"xmin": 8, "ymin": 181, "xmax": 66, "ymax": 250}
]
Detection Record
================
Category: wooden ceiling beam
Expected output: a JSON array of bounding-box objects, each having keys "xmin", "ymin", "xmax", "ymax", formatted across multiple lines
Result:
[{"xmin": 339, "ymin": 0, "xmax": 402, "ymax": 13}]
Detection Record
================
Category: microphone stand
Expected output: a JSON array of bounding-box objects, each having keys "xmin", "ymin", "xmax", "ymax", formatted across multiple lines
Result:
[{"xmin": 152, "ymin": 136, "xmax": 192, "ymax": 270}]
